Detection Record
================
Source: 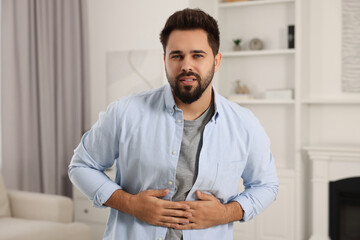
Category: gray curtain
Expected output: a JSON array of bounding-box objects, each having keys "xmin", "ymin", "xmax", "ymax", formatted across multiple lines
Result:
[{"xmin": 1, "ymin": 0, "xmax": 89, "ymax": 196}]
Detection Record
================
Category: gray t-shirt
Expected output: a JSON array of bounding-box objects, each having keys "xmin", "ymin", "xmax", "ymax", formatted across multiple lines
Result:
[{"xmin": 165, "ymin": 102, "xmax": 214, "ymax": 240}]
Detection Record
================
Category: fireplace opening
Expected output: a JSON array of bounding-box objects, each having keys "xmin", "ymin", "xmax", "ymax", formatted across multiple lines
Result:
[{"xmin": 329, "ymin": 177, "xmax": 360, "ymax": 240}]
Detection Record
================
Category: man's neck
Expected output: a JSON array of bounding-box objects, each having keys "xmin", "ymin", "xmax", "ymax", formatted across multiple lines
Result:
[{"xmin": 174, "ymin": 85, "xmax": 213, "ymax": 121}]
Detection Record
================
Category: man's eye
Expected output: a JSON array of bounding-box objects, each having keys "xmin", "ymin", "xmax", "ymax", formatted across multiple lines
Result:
[
  {"xmin": 194, "ymin": 54, "xmax": 203, "ymax": 58},
  {"xmin": 171, "ymin": 55, "xmax": 182, "ymax": 59}
]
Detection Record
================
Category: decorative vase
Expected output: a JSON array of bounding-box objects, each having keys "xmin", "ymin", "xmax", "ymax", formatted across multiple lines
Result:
[{"xmin": 233, "ymin": 45, "xmax": 241, "ymax": 51}]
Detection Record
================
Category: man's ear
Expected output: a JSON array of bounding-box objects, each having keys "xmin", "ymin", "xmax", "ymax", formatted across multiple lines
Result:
[{"xmin": 214, "ymin": 53, "xmax": 222, "ymax": 72}]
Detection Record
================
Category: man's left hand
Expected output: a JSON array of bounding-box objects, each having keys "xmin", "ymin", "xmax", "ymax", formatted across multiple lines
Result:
[{"xmin": 173, "ymin": 190, "xmax": 242, "ymax": 230}]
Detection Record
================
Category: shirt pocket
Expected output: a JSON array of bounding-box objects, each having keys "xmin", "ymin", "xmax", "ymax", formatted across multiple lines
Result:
[{"xmin": 210, "ymin": 161, "xmax": 243, "ymax": 203}]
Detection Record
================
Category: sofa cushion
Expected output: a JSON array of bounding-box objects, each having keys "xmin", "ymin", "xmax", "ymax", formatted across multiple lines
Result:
[
  {"xmin": 0, "ymin": 174, "xmax": 11, "ymax": 217},
  {"xmin": 0, "ymin": 217, "xmax": 92, "ymax": 240}
]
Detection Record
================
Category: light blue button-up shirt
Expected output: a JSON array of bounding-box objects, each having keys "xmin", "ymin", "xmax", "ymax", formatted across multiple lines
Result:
[{"xmin": 69, "ymin": 84, "xmax": 278, "ymax": 240}]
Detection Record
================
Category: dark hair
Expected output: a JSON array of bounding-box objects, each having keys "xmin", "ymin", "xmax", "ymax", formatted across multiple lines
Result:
[{"xmin": 160, "ymin": 8, "xmax": 220, "ymax": 56}]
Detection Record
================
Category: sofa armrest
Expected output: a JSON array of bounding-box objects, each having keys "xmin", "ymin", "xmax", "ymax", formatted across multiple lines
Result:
[{"xmin": 7, "ymin": 190, "xmax": 73, "ymax": 223}]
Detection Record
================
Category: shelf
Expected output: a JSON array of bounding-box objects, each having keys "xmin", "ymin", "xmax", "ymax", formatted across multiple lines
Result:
[
  {"xmin": 301, "ymin": 99, "xmax": 360, "ymax": 105},
  {"xmin": 221, "ymin": 49, "xmax": 295, "ymax": 57},
  {"xmin": 228, "ymin": 97, "xmax": 295, "ymax": 105},
  {"xmin": 218, "ymin": 0, "xmax": 294, "ymax": 9}
]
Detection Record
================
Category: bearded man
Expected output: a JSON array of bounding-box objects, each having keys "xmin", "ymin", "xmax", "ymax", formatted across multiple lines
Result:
[{"xmin": 69, "ymin": 8, "xmax": 278, "ymax": 240}]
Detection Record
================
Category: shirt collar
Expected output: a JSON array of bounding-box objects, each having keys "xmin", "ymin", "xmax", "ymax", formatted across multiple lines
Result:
[
  {"xmin": 164, "ymin": 84, "xmax": 177, "ymax": 114},
  {"xmin": 163, "ymin": 83, "xmax": 220, "ymax": 123},
  {"xmin": 211, "ymin": 87, "xmax": 220, "ymax": 123}
]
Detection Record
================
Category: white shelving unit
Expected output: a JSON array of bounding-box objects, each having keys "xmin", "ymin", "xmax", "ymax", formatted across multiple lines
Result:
[{"xmin": 214, "ymin": 0, "xmax": 301, "ymax": 239}]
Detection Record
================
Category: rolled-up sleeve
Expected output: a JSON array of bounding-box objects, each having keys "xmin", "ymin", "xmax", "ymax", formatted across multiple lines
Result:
[
  {"xmin": 233, "ymin": 125, "xmax": 279, "ymax": 221},
  {"xmin": 68, "ymin": 101, "xmax": 122, "ymax": 208}
]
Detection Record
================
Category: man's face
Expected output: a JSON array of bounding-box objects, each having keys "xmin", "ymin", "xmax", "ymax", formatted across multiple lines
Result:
[{"xmin": 164, "ymin": 29, "xmax": 221, "ymax": 104}]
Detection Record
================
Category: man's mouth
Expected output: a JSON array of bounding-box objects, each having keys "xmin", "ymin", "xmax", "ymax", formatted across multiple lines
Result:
[
  {"xmin": 179, "ymin": 76, "xmax": 197, "ymax": 85},
  {"xmin": 176, "ymin": 71, "xmax": 200, "ymax": 86}
]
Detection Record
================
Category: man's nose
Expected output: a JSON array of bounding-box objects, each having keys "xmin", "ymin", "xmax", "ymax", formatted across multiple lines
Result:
[{"xmin": 181, "ymin": 56, "xmax": 193, "ymax": 72}]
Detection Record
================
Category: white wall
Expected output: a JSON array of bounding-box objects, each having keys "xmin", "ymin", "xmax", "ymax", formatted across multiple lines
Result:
[
  {"xmin": 189, "ymin": 0, "xmax": 215, "ymax": 17},
  {"xmin": 305, "ymin": 0, "xmax": 343, "ymax": 99},
  {"xmin": 86, "ymin": 0, "xmax": 189, "ymax": 126},
  {"xmin": 303, "ymin": 0, "xmax": 359, "ymax": 100}
]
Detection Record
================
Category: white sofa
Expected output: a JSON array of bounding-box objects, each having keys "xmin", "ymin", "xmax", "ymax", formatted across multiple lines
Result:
[{"xmin": 0, "ymin": 174, "xmax": 92, "ymax": 240}]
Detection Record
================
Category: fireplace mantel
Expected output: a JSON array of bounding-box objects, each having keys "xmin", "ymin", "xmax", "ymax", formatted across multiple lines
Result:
[{"xmin": 304, "ymin": 146, "xmax": 360, "ymax": 240}]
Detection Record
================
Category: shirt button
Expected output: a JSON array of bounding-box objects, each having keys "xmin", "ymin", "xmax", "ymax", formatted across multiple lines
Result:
[
  {"xmin": 158, "ymin": 238, "xmax": 162, "ymax": 240},
  {"xmin": 172, "ymin": 151, "xmax": 177, "ymax": 155},
  {"xmin": 169, "ymin": 181, "xmax": 173, "ymax": 185},
  {"xmin": 169, "ymin": 109, "xmax": 174, "ymax": 114},
  {"xmin": 177, "ymin": 119, "xmax": 182, "ymax": 123}
]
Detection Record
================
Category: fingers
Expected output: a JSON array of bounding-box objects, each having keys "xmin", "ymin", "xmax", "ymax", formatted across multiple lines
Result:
[
  {"xmin": 134, "ymin": 188, "xmax": 222, "ymax": 229},
  {"xmin": 196, "ymin": 190, "xmax": 215, "ymax": 201},
  {"xmin": 164, "ymin": 200, "xmax": 190, "ymax": 210},
  {"xmin": 160, "ymin": 216, "xmax": 190, "ymax": 225},
  {"xmin": 153, "ymin": 211, "xmax": 192, "ymax": 228},
  {"xmin": 172, "ymin": 222, "xmax": 198, "ymax": 230},
  {"xmin": 146, "ymin": 188, "xmax": 169, "ymax": 197},
  {"xmin": 196, "ymin": 190, "xmax": 203, "ymax": 199},
  {"xmin": 157, "ymin": 221, "xmax": 190, "ymax": 229},
  {"xmin": 151, "ymin": 207, "xmax": 192, "ymax": 228},
  {"xmin": 163, "ymin": 209, "xmax": 192, "ymax": 218}
]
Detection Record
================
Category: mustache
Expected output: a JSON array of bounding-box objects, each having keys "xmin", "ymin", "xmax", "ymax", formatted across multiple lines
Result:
[{"xmin": 176, "ymin": 71, "xmax": 201, "ymax": 81}]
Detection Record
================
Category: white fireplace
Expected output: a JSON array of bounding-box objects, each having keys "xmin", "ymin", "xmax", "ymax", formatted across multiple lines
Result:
[{"xmin": 304, "ymin": 146, "xmax": 360, "ymax": 240}]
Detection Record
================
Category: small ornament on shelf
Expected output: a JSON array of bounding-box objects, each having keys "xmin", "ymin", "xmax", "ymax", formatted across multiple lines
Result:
[
  {"xmin": 249, "ymin": 38, "xmax": 264, "ymax": 50},
  {"xmin": 228, "ymin": 80, "xmax": 252, "ymax": 101},
  {"xmin": 233, "ymin": 38, "xmax": 242, "ymax": 51},
  {"xmin": 288, "ymin": 25, "xmax": 295, "ymax": 49},
  {"xmin": 235, "ymin": 80, "xmax": 249, "ymax": 94}
]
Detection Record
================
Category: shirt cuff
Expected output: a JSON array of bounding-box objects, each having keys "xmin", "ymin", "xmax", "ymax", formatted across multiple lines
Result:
[
  {"xmin": 232, "ymin": 194, "xmax": 253, "ymax": 222},
  {"xmin": 93, "ymin": 180, "xmax": 122, "ymax": 208}
]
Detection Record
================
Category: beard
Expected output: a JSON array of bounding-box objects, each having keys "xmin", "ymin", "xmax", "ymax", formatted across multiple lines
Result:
[{"xmin": 166, "ymin": 65, "xmax": 215, "ymax": 104}]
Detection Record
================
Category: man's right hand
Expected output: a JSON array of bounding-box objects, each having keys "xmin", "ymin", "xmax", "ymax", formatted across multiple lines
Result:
[{"xmin": 105, "ymin": 189, "xmax": 191, "ymax": 228}]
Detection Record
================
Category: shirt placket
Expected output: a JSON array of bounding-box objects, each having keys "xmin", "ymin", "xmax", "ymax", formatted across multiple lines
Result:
[{"xmin": 168, "ymin": 107, "xmax": 184, "ymax": 200}]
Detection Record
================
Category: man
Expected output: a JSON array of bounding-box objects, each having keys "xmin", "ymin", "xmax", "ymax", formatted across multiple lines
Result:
[{"xmin": 69, "ymin": 8, "xmax": 278, "ymax": 240}]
